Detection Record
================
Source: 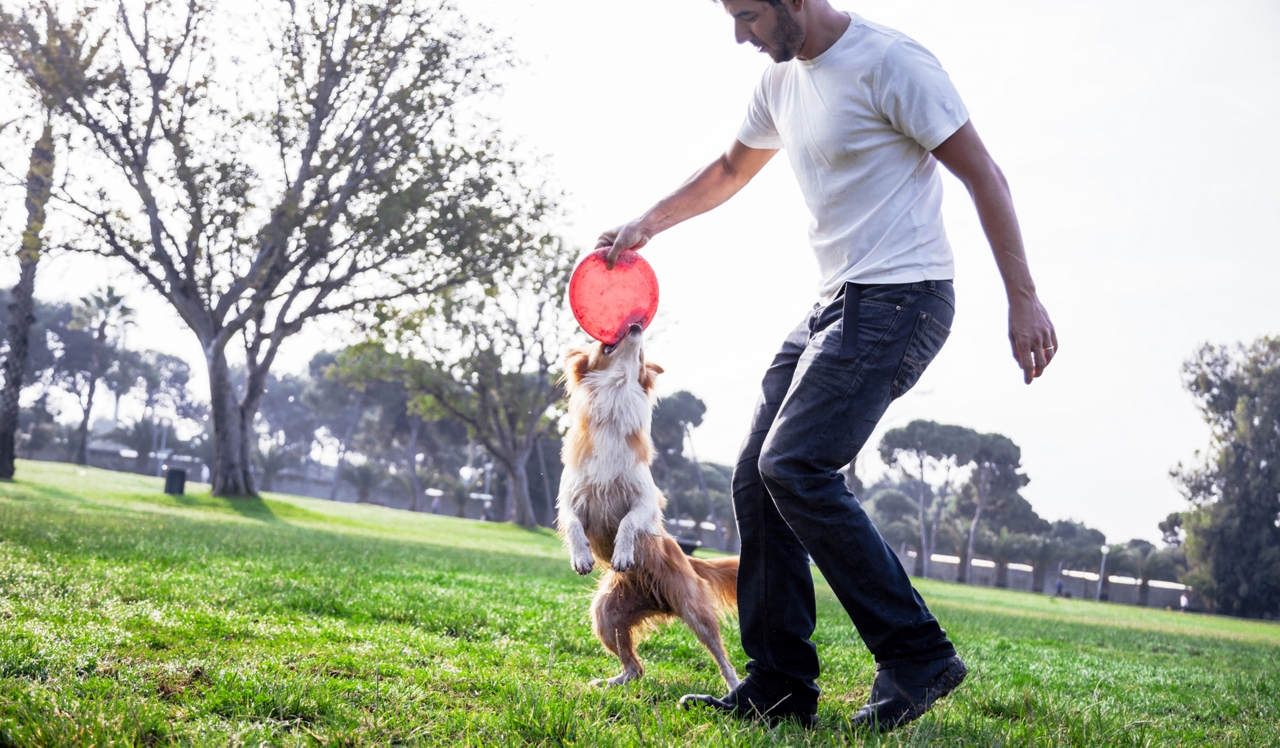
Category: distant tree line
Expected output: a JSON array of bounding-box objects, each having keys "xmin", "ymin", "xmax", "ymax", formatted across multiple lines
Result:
[{"xmin": 869, "ymin": 419, "xmax": 1186, "ymax": 603}]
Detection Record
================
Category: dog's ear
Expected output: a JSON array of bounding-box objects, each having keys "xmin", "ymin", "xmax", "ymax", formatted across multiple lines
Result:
[
  {"xmin": 561, "ymin": 347, "xmax": 592, "ymax": 389},
  {"xmin": 639, "ymin": 359, "xmax": 664, "ymax": 394}
]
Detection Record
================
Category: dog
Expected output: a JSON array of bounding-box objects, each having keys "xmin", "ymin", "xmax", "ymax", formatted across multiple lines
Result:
[{"xmin": 556, "ymin": 324, "xmax": 740, "ymax": 689}]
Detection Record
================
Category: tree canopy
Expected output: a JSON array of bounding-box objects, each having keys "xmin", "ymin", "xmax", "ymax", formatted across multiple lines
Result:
[
  {"xmin": 3, "ymin": 0, "xmax": 551, "ymax": 495},
  {"xmin": 1175, "ymin": 337, "xmax": 1280, "ymax": 618}
]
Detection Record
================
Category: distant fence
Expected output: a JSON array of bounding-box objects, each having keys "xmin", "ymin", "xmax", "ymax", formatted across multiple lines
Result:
[{"xmin": 895, "ymin": 549, "xmax": 1190, "ymax": 610}]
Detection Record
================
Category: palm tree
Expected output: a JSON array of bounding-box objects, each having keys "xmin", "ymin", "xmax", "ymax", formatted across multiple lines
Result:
[
  {"xmin": 990, "ymin": 529, "xmax": 1030, "ymax": 589},
  {"xmin": 255, "ymin": 443, "xmax": 300, "ymax": 492},
  {"xmin": 0, "ymin": 122, "xmax": 54, "ymax": 479},
  {"xmin": 1025, "ymin": 534, "xmax": 1066, "ymax": 594},
  {"xmin": 341, "ymin": 460, "xmax": 385, "ymax": 504},
  {"xmin": 69, "ymin": 287, "xmax": 133, "ymax": 465}
]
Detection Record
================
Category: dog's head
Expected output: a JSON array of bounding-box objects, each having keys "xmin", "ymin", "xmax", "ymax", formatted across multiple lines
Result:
[{"xmin": 562, "ymin": 323, "xmax": 664, "ymax": 399}]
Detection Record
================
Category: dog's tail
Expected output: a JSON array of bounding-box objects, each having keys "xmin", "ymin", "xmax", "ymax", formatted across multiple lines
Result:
[{"xmin": 688, "ymin": 555, "xmax": 739, "ymax": 611}]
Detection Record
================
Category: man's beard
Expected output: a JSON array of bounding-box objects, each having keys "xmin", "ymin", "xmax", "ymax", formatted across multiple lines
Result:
[{"xmin": 767, "ymin": 6, "xmax": 805, "ymax": 62}]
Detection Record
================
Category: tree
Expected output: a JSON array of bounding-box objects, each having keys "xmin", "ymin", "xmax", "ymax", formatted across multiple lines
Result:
[
  {"xmin": 0, "ymin": 1, "xmax": 107, "ymax": 479},
  {"xmin": 956, "ymin": 432, "xmax": 1026, "ymax": 583},
  {"xmin": 1174, "ymin": 337, "xmax": 1280, "ymax": 618},
  {"xmin": 342, "ymin": 459, "xmax": 385, "ymax": 504},
  {"xmin": 879, "ymin": 420, "xmax": 979, "ymax": 577},
  {"xmin": 345, "ymin": 238, "xmax": 574, "ymax": 528},
  {"xmin": 1110, "ymin": 539, "xmax": 1186, "ymax": 607},
  {"xmin": 1049, "ymin": 520, "xmax": 1107, "ymax": 572},
  {"xmin": 1024, "ymin": 533, "xmax": 1065, "ymax": 594},
  {"xmin": 652, "ymin": 391, "xmax": 706, "ymax": 493},
  {"xmin": 987, "ymin": 529, "xmax": 1030, "ymax": 589},
  {"xmin": 255, "ymin": 442, "xmax": 300, "ymax": 492},
  {"xmin": 105, "ymin": 350, "xmax": 199, "ymax": 474},
  {"xmin": 67, "ymin": 286, "xmax": 132, "ymax": 464},
  {"xmin": 0, "ymin": 122, "xmax": 52, "ymax": 478},
  {"xmin": 7, "ymin": 0, "xmax": 546, "ymax": 495},
  {"xmin": 1158, "ymin": 512, "xmax": 1184, "ymax": 547}
]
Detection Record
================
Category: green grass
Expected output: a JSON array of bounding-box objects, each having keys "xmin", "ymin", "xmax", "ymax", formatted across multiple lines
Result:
[{"xmin": 1, "ymin": 461, "xmax": 1277, "ymax": 746}]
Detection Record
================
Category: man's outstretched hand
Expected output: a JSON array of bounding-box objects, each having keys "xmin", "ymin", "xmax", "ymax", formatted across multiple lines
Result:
[
  {"xmin": 596, "ymin": 220, "xmax": 651, "ymax": 269},
  {"xmin": 1009, "ymin": 294, "xmax": 1057, "ymax": 384}
]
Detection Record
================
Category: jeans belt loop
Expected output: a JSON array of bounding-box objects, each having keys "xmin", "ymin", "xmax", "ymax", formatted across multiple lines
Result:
[{"xmin": 840, "ymin": 282, "xmax": 862, "ymax": 361}]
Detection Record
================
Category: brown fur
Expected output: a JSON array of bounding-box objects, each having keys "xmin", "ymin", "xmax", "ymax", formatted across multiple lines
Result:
[
  {"xmin": 589, "ymin": 534, "xmax": 740, "ymax": 687},
  {"xmin": 560, "ymin": 339, "xmax": 740, "ymax": 688}
]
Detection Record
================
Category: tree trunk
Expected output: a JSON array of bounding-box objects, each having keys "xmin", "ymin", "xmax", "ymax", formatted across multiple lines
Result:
[
  {"xmin": 535, "ymin": 437, "xmax": 555, "ymax": 526},
  {"xmin": 507, "ymin": 451, "xmax": 537, "ymax": 528},
  {"xmin": 328, "ymin": 395, "xmax": 364, "ymax": 501},
  {"xmin": 996, "ymin": 562, "xmax": 1009, "ymax": 589},
  {"xmin": 404, "ymin": 417, "xmax": 424, "ymax": 511},
  {"xmin": 208, "ymin": 350, "xmax": 255, "ymax": 496},
  {"xmin": 74, "ymin": 321, "xmax": 108, "ymax": 466},
  {"xmin": 1032, "ymin": 562, "xmax": 1048, "ymax": 595},
  {"xmin": 1138, "ymin": 580, "xmax": 1150, "ymax": 607},
  {"xmin": 0, "ymin": 124, "xmax": 54, "ymax": 480},
  {"xmin": 928, "ymin": 497, "xmax": 944, "ymax": 563},
  {"xmin": 917, "ymin": 453, "xmax": 931, "ymax": 578},
  {"xmin": 962, "ymin": 485, "xmax": 986, "ymax": 584}
]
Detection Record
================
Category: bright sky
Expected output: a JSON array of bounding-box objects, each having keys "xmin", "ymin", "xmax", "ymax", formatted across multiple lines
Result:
[{"xmin": 12, "ymin": 0, "xmax": 1280, "ymax": 544}]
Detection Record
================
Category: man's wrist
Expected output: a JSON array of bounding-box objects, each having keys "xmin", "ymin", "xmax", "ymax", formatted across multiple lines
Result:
[
  {"xmin": 635, "ymin": 210, "xmax": 665, "ymax": 242},
  {"xmin": 1004, "ymin": 280, "xmax": 1038, "ymax": 306}
]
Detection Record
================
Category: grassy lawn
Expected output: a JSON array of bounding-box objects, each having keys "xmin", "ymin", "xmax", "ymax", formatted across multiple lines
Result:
[{"xmin": 1, "ymin": 461, "xmax": 1277, "ymax": 746}]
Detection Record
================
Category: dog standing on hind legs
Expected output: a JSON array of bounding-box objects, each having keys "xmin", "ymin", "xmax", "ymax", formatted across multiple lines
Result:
[{"xmin": 556, "ymin": 324, "xmax": 740, "ymax": 689}]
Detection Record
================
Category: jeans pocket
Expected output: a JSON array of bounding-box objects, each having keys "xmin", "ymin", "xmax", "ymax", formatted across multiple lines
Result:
[{"xmin": 890, "ymin": 311, "xmax": 952, "ymax": 399}]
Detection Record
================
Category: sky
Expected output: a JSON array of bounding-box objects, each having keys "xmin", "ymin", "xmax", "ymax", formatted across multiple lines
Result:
[{"xmin": 8, "ymin": 0, "xmax": 1280, "ymax": 544}]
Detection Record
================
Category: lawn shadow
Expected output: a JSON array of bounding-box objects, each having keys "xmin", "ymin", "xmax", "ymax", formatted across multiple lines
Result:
[
  {"xmin": 218, "ymin": 495, "xmax": 281, "ymax": 523},
  {"xmin": 0, "ymin": 479, "xmax": 91, "ymax": 505},
  {"xmin": 166, "ymin": 491, "xmax": 283, "ymax": 523}
]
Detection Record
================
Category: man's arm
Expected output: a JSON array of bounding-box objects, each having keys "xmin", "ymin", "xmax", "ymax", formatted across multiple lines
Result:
[
  {"xmin": 599, "ymin": 140, "xmax": 777, "ymax": 266},
  {"xmin": 931, "ymin": 121, "xmax": 1057, "ymax": 384}
]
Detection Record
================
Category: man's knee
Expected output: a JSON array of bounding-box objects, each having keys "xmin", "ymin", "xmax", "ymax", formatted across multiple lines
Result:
[{"xmin": 758, "ymin": 444, "xmax": 812, "ymax": 491}]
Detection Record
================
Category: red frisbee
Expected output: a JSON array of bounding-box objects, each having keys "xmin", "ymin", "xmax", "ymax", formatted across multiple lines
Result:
[{"xmin": 569, "ymin": 248, "xmax": 660, "ymax": 344}]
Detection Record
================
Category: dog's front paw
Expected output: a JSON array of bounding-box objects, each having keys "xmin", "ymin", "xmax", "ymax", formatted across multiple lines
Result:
[
  {"xmin": 571, "ymin": 556, "xmax": 595, "ymax": 575},
  {"xmin": 610, "ymin": 550, "xmax": 635, "ymax": 573}
]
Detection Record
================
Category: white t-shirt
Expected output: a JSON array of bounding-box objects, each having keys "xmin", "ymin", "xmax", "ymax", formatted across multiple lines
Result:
[{"xmin": 737, "ymin": 14, "xmax": 970, "ymax": 301}]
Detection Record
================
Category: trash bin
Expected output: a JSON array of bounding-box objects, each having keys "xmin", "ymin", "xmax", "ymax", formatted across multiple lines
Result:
[
  {"xmin": 164, "ymin": 468, "xmax": 187, "ymax": 496},
  {"xmin": 675, "ymin": 538, "xmax": 701, "ymax": 556}
]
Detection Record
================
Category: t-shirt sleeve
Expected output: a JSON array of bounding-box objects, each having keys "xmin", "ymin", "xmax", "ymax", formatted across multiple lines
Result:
[
  {"xmin": 737, "ymin": 68, "xmax": 784, "ymax": 150},
  {"xmin": 875, "ymin": 39, "xmax": 970, "ymax": 151}
]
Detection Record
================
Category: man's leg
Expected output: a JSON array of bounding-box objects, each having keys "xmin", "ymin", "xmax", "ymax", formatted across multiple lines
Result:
[
  {"xmin": 758, "ymin": 281, "xmax": 957, "ymax": 665},
  {"xmin": 681, "ymin": 316, "xmax": 822, "ymax": 721},
  {"xmin": 732, "ymin": 319, "xmax": 822, "ymax": 701}
]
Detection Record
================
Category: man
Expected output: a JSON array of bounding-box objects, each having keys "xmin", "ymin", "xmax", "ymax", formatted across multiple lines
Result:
[{"xmin": 597, "ymin": 0, "xmax": 1057, "ymax": 731}]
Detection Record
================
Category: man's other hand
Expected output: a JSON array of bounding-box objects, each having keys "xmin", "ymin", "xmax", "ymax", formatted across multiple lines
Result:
[
  {"xmin": 1009, "ymin": 295, "xmax": 1057, "ymax": 385},
  {"xmin": 596, "ymin": 221, "xmax": 652, "ymax": 269}
]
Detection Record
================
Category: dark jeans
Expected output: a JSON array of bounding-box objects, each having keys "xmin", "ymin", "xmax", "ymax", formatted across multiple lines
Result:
[{"xmin": 732, "ymin": 280, "xmax": 958, "ymax": 701}]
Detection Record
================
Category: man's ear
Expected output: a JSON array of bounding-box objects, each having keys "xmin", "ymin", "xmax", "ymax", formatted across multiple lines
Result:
[{"xmin": 561, "ymin": 348, "xmax": 592, "ymax": 389}]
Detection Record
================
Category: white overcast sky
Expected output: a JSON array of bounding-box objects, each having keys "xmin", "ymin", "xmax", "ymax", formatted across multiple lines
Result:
[{"xmin": 13, "ymin": 0, "xmax": 1280, "ymax": 544}]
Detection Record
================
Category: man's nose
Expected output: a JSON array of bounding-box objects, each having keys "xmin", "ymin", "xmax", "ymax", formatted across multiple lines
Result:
[{"xmin": 734, "ymin": 20, "xmax": 750, "ymax": 45}]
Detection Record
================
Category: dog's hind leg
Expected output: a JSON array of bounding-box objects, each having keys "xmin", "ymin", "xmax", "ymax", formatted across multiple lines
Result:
[
  {"xmin": 677, "ymin": 591, "xmax": 741, "ymax": 690},
  {"xmin": 590, "ymin": 576, "xmax": 662, "ymax": 687}
]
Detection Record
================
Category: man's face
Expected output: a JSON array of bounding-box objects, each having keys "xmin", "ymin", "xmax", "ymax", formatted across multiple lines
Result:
[{"xmin": 723, "ymin": 0, "xmax": 805, "ymax": 63}]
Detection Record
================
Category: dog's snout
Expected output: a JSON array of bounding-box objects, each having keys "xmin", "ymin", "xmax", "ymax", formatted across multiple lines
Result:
[{"xmin": 628, "ymin": 323, "xmax": 643, "ymax": 336}]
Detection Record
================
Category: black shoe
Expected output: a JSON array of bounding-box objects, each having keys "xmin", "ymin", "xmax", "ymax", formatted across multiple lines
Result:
[
  {"xmin": 850, "ymin": 655, "xmax": 968, "ymax": 733},
  {"xmin": 680, "ymin": 676, "xmax": 819, "ymax": 728}
]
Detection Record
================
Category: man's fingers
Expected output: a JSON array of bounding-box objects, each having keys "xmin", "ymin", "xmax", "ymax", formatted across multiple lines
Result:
[
  {"xmin": 1032, "ymin": 346, "xmax": 1048, "ymax": 376},
  {"xmin": 1021, "ymin": 348, "xmax": 1035, "ymax": 384},
  {"xmin": 604, "ymin": 243, "xmax": 620, "ymax": 269}
]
